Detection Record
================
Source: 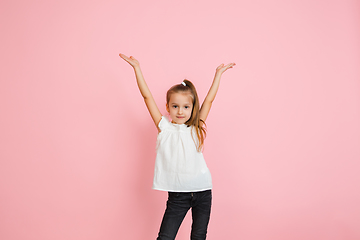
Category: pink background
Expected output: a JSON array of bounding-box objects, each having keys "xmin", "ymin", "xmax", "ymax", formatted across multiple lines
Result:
[{"xmin": 1, "ymin": 0, "xmax": 359, "ymax": 239}]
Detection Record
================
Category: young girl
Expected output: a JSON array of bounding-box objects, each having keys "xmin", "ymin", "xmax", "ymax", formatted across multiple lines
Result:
[{"xmin": 119, "ymin": 53, "xmax": 235, "ymax": 240}]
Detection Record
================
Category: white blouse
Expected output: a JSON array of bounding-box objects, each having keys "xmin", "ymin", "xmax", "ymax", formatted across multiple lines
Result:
[{"xmin": 152, "ymin": 116, "xmax": 213, "ymax": 192}]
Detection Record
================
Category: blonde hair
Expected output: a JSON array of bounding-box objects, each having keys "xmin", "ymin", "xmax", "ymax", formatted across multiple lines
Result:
[{"xmin": 166, "ymin": 79, "xmax": 207, "ymax": 152}]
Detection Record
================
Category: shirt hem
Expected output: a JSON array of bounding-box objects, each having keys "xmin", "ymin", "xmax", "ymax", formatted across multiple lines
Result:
[{"xmin": 152, "ymin": 186, "xmax": 213, "ymax": 192}]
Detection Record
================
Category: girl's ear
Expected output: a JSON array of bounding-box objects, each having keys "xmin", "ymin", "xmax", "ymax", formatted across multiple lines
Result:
[{"xmin": 166, "ymin": 103, "xmax": 169, "ymax": 113}]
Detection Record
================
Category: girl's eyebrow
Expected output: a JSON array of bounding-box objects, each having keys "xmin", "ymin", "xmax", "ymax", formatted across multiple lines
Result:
[
  {"xmin": 171, "ymin": 102, "xmax": 191, "ymax": 105},
  {"xmin": 171, "ymin": 104, "xmax": 191, "ymax": 106}
]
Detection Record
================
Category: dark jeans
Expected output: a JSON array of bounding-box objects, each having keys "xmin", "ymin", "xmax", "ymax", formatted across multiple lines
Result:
[{"xmin": 156, "ymin": 189, "xmax": 212, "ymax": 240}]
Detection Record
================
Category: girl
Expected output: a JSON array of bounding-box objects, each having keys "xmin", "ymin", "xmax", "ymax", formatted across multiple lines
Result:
[{"xmin": 119, "ymin": 53, "xmax": 235, "ymax": 240}]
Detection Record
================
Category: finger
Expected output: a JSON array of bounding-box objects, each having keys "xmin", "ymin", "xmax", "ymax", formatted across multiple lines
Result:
[
  {"xmin": 119, "ymin": 54, "xmax": 129, "ymax": 61},
  {"xmin": 121, "ymin": 56, "xmax": 130, "ymax": 62},
  {"xmin": 227, "ymin": 63, "xmax": 235, "ymax": 68}
]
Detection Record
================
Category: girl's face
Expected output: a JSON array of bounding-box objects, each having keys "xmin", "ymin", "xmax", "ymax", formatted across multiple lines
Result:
[{"xmin": 166, "ymin": 92, "xmax": 193, "ymax": 124}]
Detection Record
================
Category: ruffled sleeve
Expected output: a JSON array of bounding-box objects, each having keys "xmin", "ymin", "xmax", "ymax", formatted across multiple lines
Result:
[{"xmin": 158, "ymin": 116, "xmax": 170, "ymax": 131}]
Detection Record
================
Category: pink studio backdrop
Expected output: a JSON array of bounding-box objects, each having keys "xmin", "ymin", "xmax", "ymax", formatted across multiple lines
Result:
[{"xmin": 1, "ymin": 0, "xmax": 359, "ymax": 239}]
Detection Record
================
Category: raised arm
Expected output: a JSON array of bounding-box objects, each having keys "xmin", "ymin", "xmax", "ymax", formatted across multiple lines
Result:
[
  {"xmin": 119, "ymin": 53, "xmax": 162, "ymax": 131},
  {"xmin": 199, "ymin": 62, "xmax": 236, "ymax": 123}
]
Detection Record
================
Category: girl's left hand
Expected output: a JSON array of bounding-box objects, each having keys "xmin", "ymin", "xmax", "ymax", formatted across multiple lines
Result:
[{"xmin": 216, "ymin": 62, "xmax": 236, "ymax": 75}]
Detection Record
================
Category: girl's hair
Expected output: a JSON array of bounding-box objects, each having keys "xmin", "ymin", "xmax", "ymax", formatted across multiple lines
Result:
[{"xmin": 166, "ymin": 79, "xmax": 207, "ymax": 152}]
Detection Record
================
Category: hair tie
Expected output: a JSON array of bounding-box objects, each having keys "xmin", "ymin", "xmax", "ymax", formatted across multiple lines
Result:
[{"xmin": 181, "ymin": 81, "xmax": 186, "ymax": 86}]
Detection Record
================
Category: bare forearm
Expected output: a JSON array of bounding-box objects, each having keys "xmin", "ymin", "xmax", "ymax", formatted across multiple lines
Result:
[
  {"xmin": 204, "ymin": 72, "xmax": 222, "ymax": 103},
  {"xmin": 199, "ymin": 62, "xmax": 235, "ymax": 122},
  {"xmin": 119, "ymin": 53, "xmax": 162, "ymax": 127},
  {"xmin": 133, "ymin": 66, "xmax": 153, "ymax": 99}
]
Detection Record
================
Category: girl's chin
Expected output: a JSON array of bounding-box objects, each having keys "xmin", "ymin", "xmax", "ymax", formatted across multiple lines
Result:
[{"xmin": 171, "ymin": 118, "xmax": 188, "ymax": 124}]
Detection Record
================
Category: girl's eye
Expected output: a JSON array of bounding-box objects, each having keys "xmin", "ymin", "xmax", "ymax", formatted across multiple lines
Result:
[
  {"xmin": 173, "ymin": 106, "xmax": 178, "ymax": 108},
  {"xmin": 185, "ymin": 106, "xmax": 189, "ymax": 109}
]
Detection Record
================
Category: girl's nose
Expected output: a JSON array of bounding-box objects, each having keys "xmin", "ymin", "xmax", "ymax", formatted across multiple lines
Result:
[{"xmin": 178, "ymin": 108, "xmax": 183, "ymax": 114}]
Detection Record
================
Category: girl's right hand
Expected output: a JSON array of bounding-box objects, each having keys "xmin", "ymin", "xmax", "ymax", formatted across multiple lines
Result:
[{"xmin": 119, "ymin": 53, "xmax": 140, "ymax": 68}]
